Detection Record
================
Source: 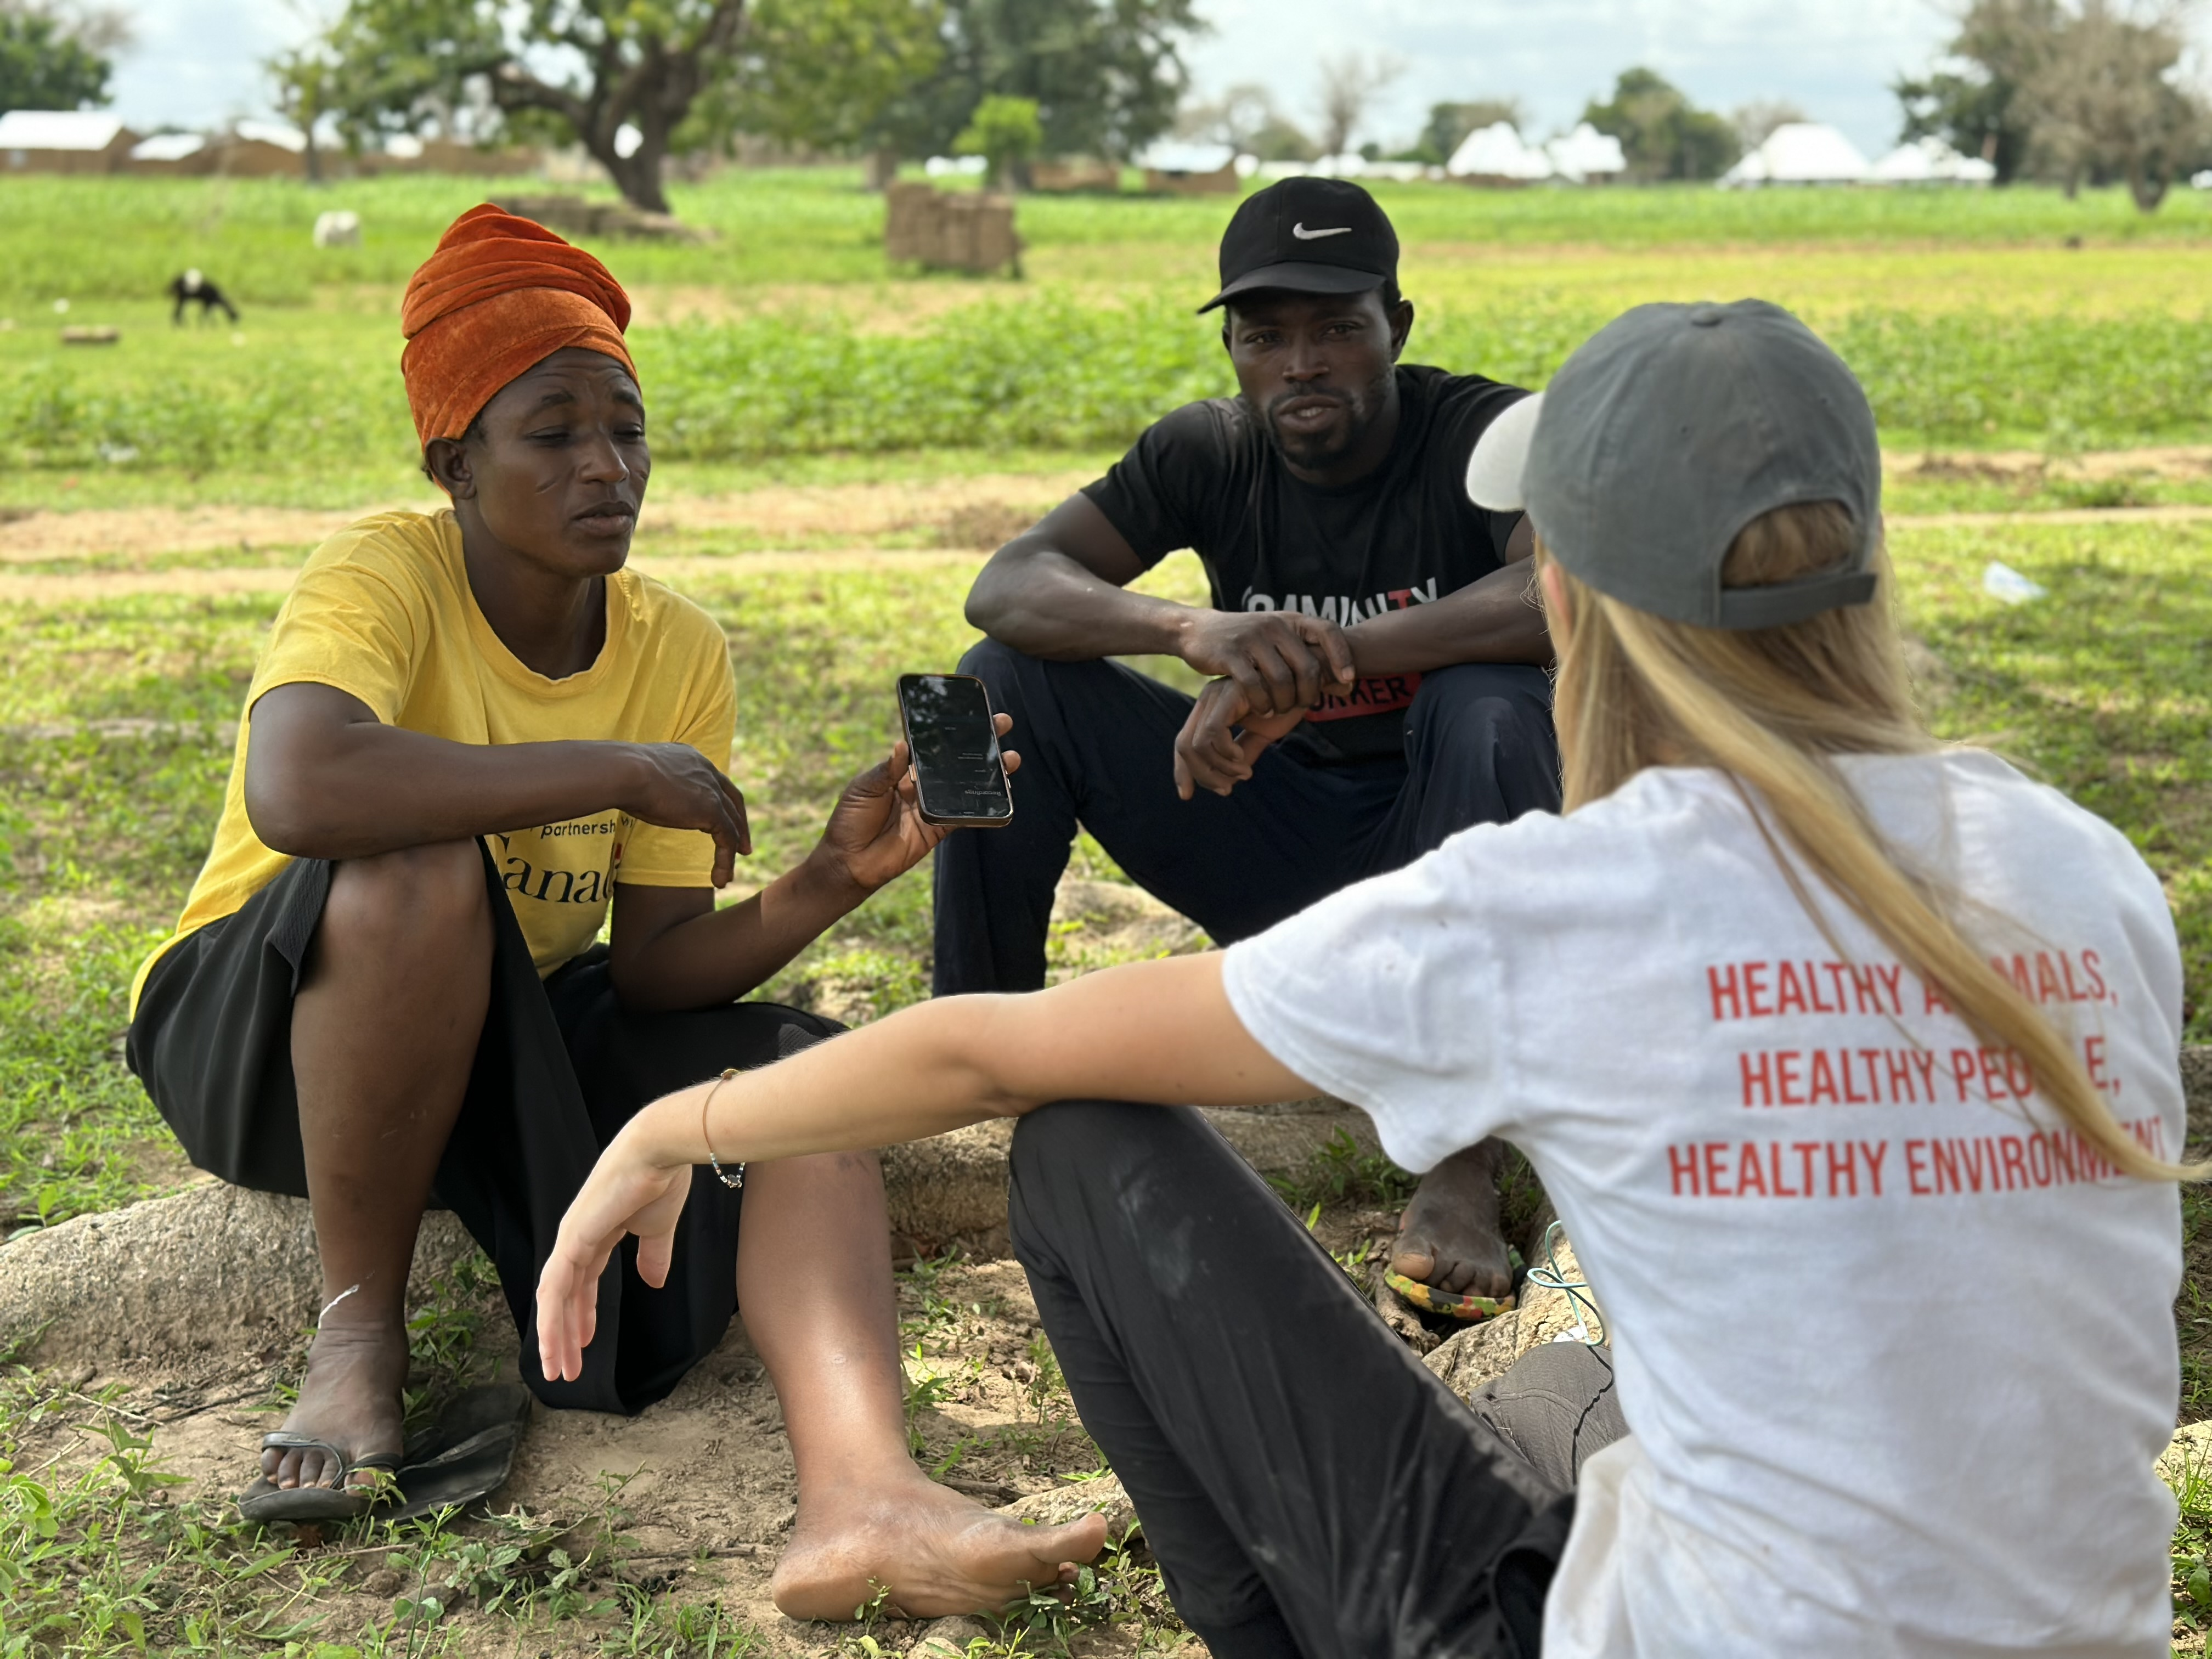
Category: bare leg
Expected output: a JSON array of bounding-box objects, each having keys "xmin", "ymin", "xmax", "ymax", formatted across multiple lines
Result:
[
  {"xmin": 266, "ymin": 840, "xmax": 492, "ymax": 1491},
  {"xmin": 1390, "ymin": 1137, "xmax": 1516, "ymax": 1300},
  {"xmin": 738, "ymin": 1148, "xmax": 1107, "ymax": 1620}
]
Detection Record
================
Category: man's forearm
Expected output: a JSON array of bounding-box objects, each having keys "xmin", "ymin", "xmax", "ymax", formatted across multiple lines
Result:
[
  {"xmin": 611, "ymin": 859, "xmax": 864, "ymax": 1013},
  {"xmin": 966, "ymin": 548, "xmax": 1199, "ymax": 661},
  {"xmin": 1346, "ymin": 565, "xmax": 1550, "ymax": 675},
  {"xmin": 247, "ymin": 720, "xmax": 640, "ymax": 860}
]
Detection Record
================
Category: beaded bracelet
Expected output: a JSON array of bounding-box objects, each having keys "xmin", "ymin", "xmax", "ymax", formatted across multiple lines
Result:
[{"xmin": 702, "ymin": 1067, "xmax": 745, "ymax": 1190}]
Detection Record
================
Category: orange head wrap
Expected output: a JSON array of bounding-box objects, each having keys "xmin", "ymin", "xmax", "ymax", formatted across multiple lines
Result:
[{"xmin": 400, "ymin": 204, "xmax": 636, "ymax": 448}]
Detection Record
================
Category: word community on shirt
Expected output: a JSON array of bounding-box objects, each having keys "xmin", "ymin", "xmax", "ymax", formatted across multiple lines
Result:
[{"xmin": 1664, "ymin": 949, "xmax": 2166, "ymax": 1204}]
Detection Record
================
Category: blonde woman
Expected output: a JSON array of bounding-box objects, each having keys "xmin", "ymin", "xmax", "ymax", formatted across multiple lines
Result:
[{"xmin": 536, "ymin": 301, "xmax": 2190, "ymax": 1655}]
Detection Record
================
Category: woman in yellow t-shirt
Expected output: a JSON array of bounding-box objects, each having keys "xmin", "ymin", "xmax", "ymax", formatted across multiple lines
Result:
[{"xmin": 124, "ymin": 207, "xmax": 1104, "ymax": 1617}]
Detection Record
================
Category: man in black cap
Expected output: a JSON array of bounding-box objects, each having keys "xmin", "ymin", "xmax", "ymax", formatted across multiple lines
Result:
[{"xmin": 938, "ymin": 178, "xmax": 1558, "ymax": 1305}]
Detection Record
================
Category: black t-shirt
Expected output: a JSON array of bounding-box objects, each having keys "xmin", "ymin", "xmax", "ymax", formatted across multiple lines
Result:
[{"xmin": 1083, "ymin": 364, "xmax": 1528, "ymax": 763}]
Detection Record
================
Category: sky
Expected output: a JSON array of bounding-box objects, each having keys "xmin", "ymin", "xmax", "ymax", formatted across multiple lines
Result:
[{"xmin": 106, "ymin": 0, "xmax": 1963, "ymax": 159}]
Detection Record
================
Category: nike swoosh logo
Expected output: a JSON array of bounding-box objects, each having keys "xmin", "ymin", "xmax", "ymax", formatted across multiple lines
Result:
[{"xmin": 1291, "ymin": 223, "xmax": 1352, "ymax": 240}]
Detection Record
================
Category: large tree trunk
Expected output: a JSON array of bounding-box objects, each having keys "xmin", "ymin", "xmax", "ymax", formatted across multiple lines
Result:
[
  {"xmin": 603, "ymin": 143, "xmax": 673, "ymax": 215},
  {"xmin": 2128, "ymin": 161, "xmax": 2169, "ymax": 213},
  {"xmin": 863, "ymin": 146, "xmax": 900, "ymax": 191}
]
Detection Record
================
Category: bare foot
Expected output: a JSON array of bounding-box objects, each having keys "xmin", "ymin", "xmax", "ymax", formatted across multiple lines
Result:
[
  {"xmin": 771, "ymin": 1470, "xmax": 1109, "ymax": 1621},
  {"xmin": 1391, "ymin": 1138, "xmax": 1514, "ymax": 1300},
  {"xmin": 261, "ymin": 1316, "xmax": 408, "ymax": 1491}
]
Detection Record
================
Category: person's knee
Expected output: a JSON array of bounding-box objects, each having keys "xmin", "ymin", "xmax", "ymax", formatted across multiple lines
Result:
[
  {"xmin": 321, "ymin": 839, "xmax": 488, "ymax": 963},
  {"xmin": 957, "ymin": 633, "xmax": 1032, "ymax": 690}
]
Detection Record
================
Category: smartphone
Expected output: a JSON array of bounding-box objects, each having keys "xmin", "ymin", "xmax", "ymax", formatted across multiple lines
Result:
[{"xmin": 897, "ymin": 673, "xmax": 1014, "ymax": 828}]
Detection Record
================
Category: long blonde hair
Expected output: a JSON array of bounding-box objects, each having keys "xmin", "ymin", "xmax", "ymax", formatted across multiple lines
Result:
[{"xmin": 1543, "ymin": 501, "xmax": 2194, "ymax": 1182}]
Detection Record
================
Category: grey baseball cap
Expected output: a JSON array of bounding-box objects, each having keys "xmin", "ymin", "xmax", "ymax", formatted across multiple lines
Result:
[{"xmin": 1465, "ymin": 299, "xmax": 1881, "ymax": 630}]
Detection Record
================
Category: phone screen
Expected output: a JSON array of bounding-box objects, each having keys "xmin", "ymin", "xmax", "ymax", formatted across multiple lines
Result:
[{"xmin": 898, "ymin": 674, "xmax": 1013, "ymax": 824}]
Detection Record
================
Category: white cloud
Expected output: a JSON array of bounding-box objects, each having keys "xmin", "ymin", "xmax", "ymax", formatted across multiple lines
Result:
[{"xmin": 106, "ymin": 0, "xmax": 307, "ymax": 131}]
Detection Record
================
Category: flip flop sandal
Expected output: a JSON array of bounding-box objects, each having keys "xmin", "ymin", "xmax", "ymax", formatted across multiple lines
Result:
[
  {"xmin": 382, "ymin": 1382, "xmax": 533, "ymax": 1523},
  {"xmin": 237, "ymin": 1437, "xmax": 403, "ymax": 1524},
  {"xmin": 1384, "ymin": 1269, "xmax": 1516, "ymax": 1323}
]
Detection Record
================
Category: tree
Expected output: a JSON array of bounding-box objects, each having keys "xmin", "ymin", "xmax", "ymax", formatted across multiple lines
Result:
[
  {"xmin": 1893, "ymin": 0, "xmax": 2063, "ymax": 183},
  {"xmin": 0, "ymin": 1, "xmax": 126, "ymax": 111},
  {"xmin": 1582, "ymin": 67, "xmax": 1742, "ymax": 180},
  {"xmin": 1178, "ymin": 82, "xmax": 1315, "ymax": 160},
  {"xmin": 954, "ymin": 91, "xmax": 1041, "ymax": 188},
  {"xmin": 269, "ymin": 41, "xmax": 338, "ymax": 182},
  {"xmin": 1177, "ymin": 82, "xmax": 1274, "ymax": 150},
  {"xmin": 315, "ymin": 0, "xmax": 747, "ymax": 214},
  {"xmin": 2019, "ymin": 0, "xmax": 2204, "ymax": 207},
  {"xmin": 1419, "ymin": 98, "xmax": 1524, "ymax": 165},
  {"xmin": 677, "ymin": 0, "xmax": 942, "ymax": 178},
  {"xmin": 1732, "ymin": 99, "xmax": 1806, "ymax": 151},
  {"xmin": 1313, "ymin": 48, "xmax": 1403, "ymax": 160},
  {"xmin": 871, "ymin": 0, "xmax": 1204, "ymax": 165},
  {"xmin": 1894, "ymin": 0, "xmax": 2207, "ymax": 204}
]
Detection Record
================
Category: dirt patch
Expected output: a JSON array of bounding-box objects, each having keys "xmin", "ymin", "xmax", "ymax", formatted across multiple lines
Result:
[
  {"xmin": 28, "ymin": 1256, "xmax": 1169, "ymax": 1656},
  {"xmin": 1892, "ymin": 445, "xmax": 2212, "ymax": 485},
  {"xmin": 3, "ymin": 449, "xmax": 2205, "ymax": 573},
  {"xmin": 0, "ymin": 474, "xmax": 1086, "ymax": 568},
  {"xmin": 1887, "ymin": 504, "xmax": 2212, "ymax": 531}
]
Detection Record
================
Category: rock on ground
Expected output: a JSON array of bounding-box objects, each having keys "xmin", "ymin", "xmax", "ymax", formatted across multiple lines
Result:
[
  {"xmin": 0, "ymin": 1106, "xmax": 1372, "ymax": 1370},
  {"xmin": 0, "ymin": 1180, "xmax": 478, "ymax": 1367}
]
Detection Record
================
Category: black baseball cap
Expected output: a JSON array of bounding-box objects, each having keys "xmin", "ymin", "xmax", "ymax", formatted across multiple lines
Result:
[{"xmin": 1198, "ymin": 177, "xmax": 1399, "ymax": 314}]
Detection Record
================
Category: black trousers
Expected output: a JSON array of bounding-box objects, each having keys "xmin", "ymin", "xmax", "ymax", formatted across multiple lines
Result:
[
  {"xmin": 126, "ymin": 845, "xmax": 841, "ymax": 1416},
  {"xmin": 933, "ymin": 639, "xmax": 1561, "ymax": 995},
  {"xmin": 1009, "ymin": 1102, "xmax": 1625, "ymax": 1659}
]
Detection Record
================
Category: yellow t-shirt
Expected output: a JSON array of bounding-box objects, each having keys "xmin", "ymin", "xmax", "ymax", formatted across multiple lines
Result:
[{"xmin": 131, "ymin": 508, "xmax": 735, "ymax": 1009}]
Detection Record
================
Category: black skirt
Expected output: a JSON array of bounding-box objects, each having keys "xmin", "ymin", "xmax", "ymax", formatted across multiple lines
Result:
[{"xmin": 125, "ymin": 844, "xmax": 842, "ymax": 1415}]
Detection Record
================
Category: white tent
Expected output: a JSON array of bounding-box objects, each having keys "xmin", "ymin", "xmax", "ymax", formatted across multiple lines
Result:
[
  {"xmin": 1447, "ymin": 122, "xmax": 1553, "ymax": 181},
  {"xmin": 231, "ymin": 120, "xmax": 308, "ymax": 153},
  {"xmin": 0, "ymin": 110, "xmax": 127, "ymax": 151},
  {"xmin": 1869, "ymin": 136, "xmax": 1996, "ymax": 184},
  {"xmin": 1722, "ymin": 122, "xmax": 1869, "ymax": 186},
  {"xmin": 1135, "ymin": 140, "xmax": 1235, "ymax": 174},
  {"xmin": 1545, "ymin": 123, "xmax": 1627, "ymax": 183},
  {"xmin": 129, "ymin": 132, "xmax": 207, "ymax": 163}
]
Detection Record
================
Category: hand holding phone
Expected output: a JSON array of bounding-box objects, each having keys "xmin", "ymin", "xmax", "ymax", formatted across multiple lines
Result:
[{"xmin": 897, "ymin": 674, "xmax": 1016, "ymax": 828}]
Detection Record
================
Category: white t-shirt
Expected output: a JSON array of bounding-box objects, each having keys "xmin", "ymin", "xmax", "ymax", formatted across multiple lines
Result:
[{"xmin": 1222, "ymin": 751, "xmax": 2183, "ymax": 1658}]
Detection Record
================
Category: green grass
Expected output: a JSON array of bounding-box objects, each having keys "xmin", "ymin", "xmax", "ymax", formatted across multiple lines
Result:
[
  {"xmin": 4, "ymin": 170, "xmax": 2212, "ymax": 310},
  {"xmin": 7, "ymin": 290, "xmax": 2212, "ymax": 493},
  {"xmin": 3, "ymin": 168, "xmax": 2211, "ymax": 497}
]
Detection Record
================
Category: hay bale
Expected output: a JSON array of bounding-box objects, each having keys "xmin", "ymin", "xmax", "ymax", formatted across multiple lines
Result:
[{"xmin": 884, "ymin": 183, "xmax": 1019, "ymax": 274}]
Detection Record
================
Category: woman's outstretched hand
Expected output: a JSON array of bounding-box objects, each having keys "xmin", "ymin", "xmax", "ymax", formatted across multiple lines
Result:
[
  {"xmin": 535, "ymin": 1123, "xmax": 693, "ymax": 1383},
  {"xmin": 809, "ymin": 714, "xmax": 1020, "ymax": 895}
]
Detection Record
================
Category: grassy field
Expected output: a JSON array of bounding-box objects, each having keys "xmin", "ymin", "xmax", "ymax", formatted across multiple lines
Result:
[
  {"xmin": 1, "ymin": 165, "xmax": 2210, "ymax": 1653},
  {"xmin": 4, "ymin": 170, "xmax": 2212, "ymax": 505}
]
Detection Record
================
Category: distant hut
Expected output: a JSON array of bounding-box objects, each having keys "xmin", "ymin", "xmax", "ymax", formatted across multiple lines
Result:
[
  {"xmin": 1722, "ymin": 123, "xmax": 1870, "ymax": 187},
  {"xmin": 127, "ymin": 132, "xmax": 213, "ymax": 176},
  {"xmin": 0, "ymin": 111, "xmax": 139, "ymax": 175},
  {"xmin": 1138, "ymin": 141, "xmax": 1239, "ymax": 195},
  {"xmin": 1544, "ymin": 123, "xmax": 1627, "ymax": 185},
  {"xmin": 206, "ymin": 121, "xmax": 309, "ymax": 178},
  {"xmin": 1869, "ymin": 137, "xmax": 1996, "ymax": 185},
  {"xmin": 1446, "ymin": 123, "xmax": 1553, "ymax": 187}
]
